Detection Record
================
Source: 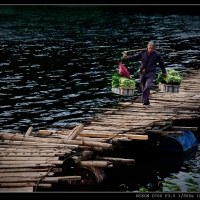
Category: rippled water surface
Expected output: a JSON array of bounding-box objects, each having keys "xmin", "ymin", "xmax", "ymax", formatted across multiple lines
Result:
[{"xmin": 0, "ymin": 5, "xmax": 200, "ymax": 192}]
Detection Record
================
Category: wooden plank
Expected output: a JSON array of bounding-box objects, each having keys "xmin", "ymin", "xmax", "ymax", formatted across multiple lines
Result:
[
  {"xmin": 0, "ymin": 187, "xmax": 33, "ymax": 192},
  {"xmin": 74, "ymin": 132, "xmax": 148, "ymax": 140},
  {"xmin": 66, "ymin": 124, "xmax": 84, "ymax": 140},
  {"xmin": 0, "ymin": 132, "xmax": 113, "ymax": 149},
  {"xmin": 0, "ymin": 157, "xmax": 60, "ymax": 161},
  {"xmin": 38, "ymin": 130, "xmax": 53, "ymax": 135},
  {"xmin": 78, "ymin": 160, "xmax": 113, "ymax": 168},
  {"xmin": 0, "ymin": 171, "xmax": 54, "ymax": 177},
  {"xmin": 25, "ymin": 126, "xmax": 33, "ymax": 136},
  {"xmin": 0, "ymin": 168, "xmax": 62, "ymax": 173},
  {"xmin": 147, "ymin": 130, "xmax": 183, "ymax": 136},
  {"xmin": 0, "ymin": 160, "xmax": 63, "ymax": 165},
  {"xmin": 170, "ymin": 126, "xmax": 198, "ymax": 131},
  {"xmin": 0, "ymin": 176, "xmax": 81, "ymax": 183},
  {"xmin": 0, "ymin": 182, "xmax": 52, "ymax": 188},
  {"xmin": 0, "ymin": 163, "xmax": 56, "ymax": 169},
  {"xmin": 0, "ymin": 152, "xmax": 66, "ymax": 157},
  {"xmin": 96, "ymin": 157, "xmax": 135, "ymax": 165},
  {"xmin": 0, "ymin": 147, "xmax": 72, "ymax": 153}
]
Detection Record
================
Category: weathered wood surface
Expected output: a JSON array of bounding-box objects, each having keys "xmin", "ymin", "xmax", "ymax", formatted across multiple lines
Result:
[{"xmin": 0, "ymin": 187, "xmax": 33, "ymax": 192}]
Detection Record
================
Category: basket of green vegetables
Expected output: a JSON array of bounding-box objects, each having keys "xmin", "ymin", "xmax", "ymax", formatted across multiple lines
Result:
[
  {"xmin": 111, "ymin": 72, "xmax": 136, "ymax": 96},
  {"xmin": 156, "ymin": 69, "xmax": 182, "ymax": 93}
]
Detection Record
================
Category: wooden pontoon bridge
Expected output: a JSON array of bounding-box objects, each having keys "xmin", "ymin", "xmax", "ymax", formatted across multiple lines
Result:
[{"xmin": 0, "ymin": 68, "xmax": 200, "ymax": 192}]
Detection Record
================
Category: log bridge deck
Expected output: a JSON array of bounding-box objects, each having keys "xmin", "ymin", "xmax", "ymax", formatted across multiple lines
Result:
[{"xmin": 0, "ymin": 68, "xmax": 200, "ymax": 192}]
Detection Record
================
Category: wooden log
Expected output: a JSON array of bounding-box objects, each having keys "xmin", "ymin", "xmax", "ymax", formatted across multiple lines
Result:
[
  {"xmin": 0, "ymin": 160, "xmax": 63, "ymax": 165},
  {"xmin": 71, "ymin": 150, "xmax": 94, "ymax": 163},
  {"xmin": 0, "ymin": 187, "xmax": 33, "ymax": 192},
  {"xmin": 0, "ymin": 163, "xmax": 56, "ymax": 169},
  {"xmin": 147, "ymin": 130, "xmax": 183, "ymax": 136},
  {"xmin": 79, "ymin": 146, "xmax": 104, "ymax": 152},
  {"xmin": 66, "ymin": 124, "xmax": 84, "ymax": 140},
  {"xmin": 0, "ymin": 152, "xmax": 66, "ymax": 157},
  {"xmin": 0, "ymin": 171, "xmax": 54, "ymax": 177},
  {"xmin": 0, "ymin": 132, "xmax": 112, "ymax": 149},
  {"xmin": 0, "ymin": 140, "xmax": 76, "ymax": 149},
  {"xmin": 0, "ymin": 147, "xmax": 72, "ymax": 153},
  {"xmin": 90, "ymin": 121, "xmax": 152, "ymax": 126},
  {"xmin": 0, "ymin": 157, "xmax": 60, "ymax": 161},
  {"xmin": 0, "ymin": 176, "xmax": 81, "ymax": 183},
  {"xmin": 111, "ymin": 137, "xmax": 131, "ymax": 143},
  {"xmin": 76, "ymin": 132, "xmax": 148, "ymax": 140},
  {"xmin": 0, "ymin": 168, "xmax": 62, "ymax": 173},
  {"xmin": 170, "ymin": 126, "xmax": 198, "ymax": 131},
  {"xmin": 75, "ymin": 136, "xmax": 108, "ymax": 142},
  {"xmin": 38, "ymin": 130, "xmax": 53, "ymax": 135},
  {"xmin": 0, "ymin": 145, "xmax": 76, "ymax": 151},
  {"xmin": 25, "ymin": 126, "xmax": 33, "ymax": 136},
  {"xmin": 96, "ymin": 157, "xmax": 135, "ymax": 165},
  {"xmin": 78, "ymin": 160, "xmax": 113, "ymax": 168},
  {"xmin": 0, "ymin": 182, "xmax": 52, "ymax": 188},
  {"xmin": 83, "ymin": 126, "xmax": 130, "ymax": 131}
]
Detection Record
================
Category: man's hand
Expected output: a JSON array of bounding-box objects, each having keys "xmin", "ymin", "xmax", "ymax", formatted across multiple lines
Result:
[{"xmin": 123, "ymin": 53, "xmax": 129, "ymax": 59}]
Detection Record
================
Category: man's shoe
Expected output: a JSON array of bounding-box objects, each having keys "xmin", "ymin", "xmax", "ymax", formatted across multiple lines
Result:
[
  {"xmin": 143, "ymin": 104, "xmax": 147, "ymax": 108},
  {"xmin": 143, "ymin": 104, "xmax": 149, "ymax": 108}
]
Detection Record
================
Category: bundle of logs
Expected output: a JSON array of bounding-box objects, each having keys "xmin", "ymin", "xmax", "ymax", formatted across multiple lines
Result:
[{"xmin": 0, "ymin": 125, "xmax": 135, "ymax": 192}]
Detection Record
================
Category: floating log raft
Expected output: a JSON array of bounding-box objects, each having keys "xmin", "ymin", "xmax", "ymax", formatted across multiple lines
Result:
[{"xmin": 0, "ymin": 68, "xmax": 200, "ymax": 192}]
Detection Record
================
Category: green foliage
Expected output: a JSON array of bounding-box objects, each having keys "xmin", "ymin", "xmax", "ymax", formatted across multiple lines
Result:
[
  {"xmin": 119, "ymin": 77, "xmax": 136, "ymax": 88},
  {"xmin": 119, "ymin": 184, "xmax": 130, "ymax": 192},
  {"xmin": 111, "ymin": 72, "xmax": 121, "ymax": 88},
  {"xmin": 185, "ymin": 178, "xmax": 198, "ymax": 185},
  {"xmin": 138, "ymin": 186, "xmax": 149, "ymax": 192},
  {"xmin": 162, "ymin": 180, "xmax": 181, "ymax": 192},
  {"xmin": 111, "ymin": 73, "xmax": 136, "ymax": 88},
  {"xmin": 156, "ymin": 69, "xmax": 182, "ymax": 85}
]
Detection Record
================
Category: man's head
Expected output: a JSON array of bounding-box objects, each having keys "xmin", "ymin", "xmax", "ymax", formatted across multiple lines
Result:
[{"xmin": 147, "ymin": 41, "xmax": 155, "ymax": 53}]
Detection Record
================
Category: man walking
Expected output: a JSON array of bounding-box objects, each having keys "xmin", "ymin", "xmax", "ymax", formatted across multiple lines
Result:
[{"xmin": 123, "ymin": 41, "xmax": 168, "ymax": 108}]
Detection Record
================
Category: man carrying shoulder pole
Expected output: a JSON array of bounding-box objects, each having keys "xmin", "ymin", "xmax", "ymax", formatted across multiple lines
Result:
[{"xmin": 123, "ymin": 40, "xmax": 168, "ymax": 108}]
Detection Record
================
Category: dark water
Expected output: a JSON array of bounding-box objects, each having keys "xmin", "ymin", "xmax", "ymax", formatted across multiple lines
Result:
[{"xmin": 0, "ymin": 5, "xmax": 200, "ymax": 192}]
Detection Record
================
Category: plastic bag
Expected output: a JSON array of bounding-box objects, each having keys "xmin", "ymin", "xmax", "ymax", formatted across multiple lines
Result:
[{"xmin": 118, "ymin": 61, "xmax": 130, "ymax": 79}]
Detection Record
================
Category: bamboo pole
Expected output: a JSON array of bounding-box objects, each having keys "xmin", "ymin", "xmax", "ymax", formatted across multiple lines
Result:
[
  {"xmin": 25, "ymin": 126, "xmax": 33, "ymax": 136},
  {"xmin": 0, "ymin": 152, "xmax": 66, "ymax": 157},
  {"xmin": 123, "ymin": 48, "xmax": 176, "ymax": 54},
  {"xmin": 78, "ymin": 160, "xmax": 113, "ymax": 168},
  {"xmin": 170, "ymin": 126, "xmax": 198, "ymax": 131},
  {"xmin": 0, "ymin": 168, "xmax": 62, "ymax": 173},
  {"xmin": 0, "ymin": 187, "xmax": 33, "ymax": 192},
  {"xmin": 0, "ymin": 132, "xmax": 112, "ymax": 149},
  {"xmin": 95, "ymin": 157, "xmax": 135, "ymax": 165},
  {"xmin": 0, "ymin": 171, "xmax": 54, "ymax": 177},
  {"xmin": 0, "ymin": 160, "xmax": 63, "ymax": 165},
  {"xmin": 0, "ymin": 147, "xmax": 72, "ymax": 153},
  {"xmin": 72, "ymin": 132, "xmax": 148, "ymax": 140},
  {"xmin": 0, "ymin": 163, "xmax": 56, "ymax": 169},
  {"xmin": 0, "ymin": 157, "xmax": 60, "ymax": 161},
  {"xmin": 0, "ymin": 182, "xmax": 52, "ymax": 188},
  {"xmin": 147, "ymin": 130, "xmax": 183, "ymax": 136},
  {"xmin": 0, "ymin": 176, "xmax": 81, "ymax": 183},
  {"xmin": 66, "ymin": 124, "xmax": 84, "ymax": 140}
]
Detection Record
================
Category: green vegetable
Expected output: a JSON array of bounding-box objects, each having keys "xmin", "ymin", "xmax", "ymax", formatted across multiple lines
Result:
[
  {"xmin": 119, "ymin": 77, "xmax": 136, "ymax": 88},
  {"xmin": 111, "ymin": 72, "xmax": 136, "ymax": 88},
  {"xmin": 156, "ymin": 69, "xmax": 182, "ymax": 85},
  {"xmin": 111, "ymin": 72, "xmax": 121, "ymax": 88}
]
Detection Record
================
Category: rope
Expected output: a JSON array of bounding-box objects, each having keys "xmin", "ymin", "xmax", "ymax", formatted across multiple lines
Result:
[
  {"xmin": 34, "ymin": 146, "xmax": 92, "ymax": 192},
  {"xmin": 34, "ymin": 166, "xmax": 53, "ymax": 192}
]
